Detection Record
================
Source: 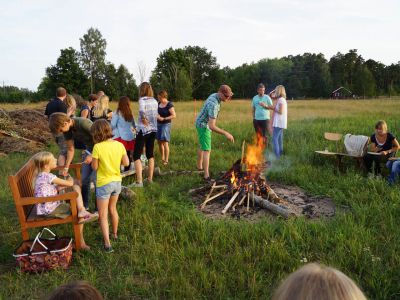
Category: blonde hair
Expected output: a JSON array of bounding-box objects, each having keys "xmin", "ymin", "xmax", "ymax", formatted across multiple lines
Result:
[
  {"xmin": 65, "ymin": 94, "xmax": 76, "ymax": 117},
  {"xmin": 32, "ymin": 151, "xmax": 55, "ymax": 188},
  {"xmin": 375, "ymin": 120, "xmax": 388, "ymax": 132},
  {"xmin": 139, "ymin": 82, "xmax": 154, "ymax": 98},
  {"xmin": 92, "ymin": 95, "xmax": 110, "ymax": 118},
  {"xmin": 49, "ymin": 113, "xmax": 70, "ymax": 134},
  {"xmin": 272, "ymin": 263, "xmax": 366, "ymax": 300},
  {"xmin": 274, "ymin": 85, "xmax": 286, "ymax": 99}
]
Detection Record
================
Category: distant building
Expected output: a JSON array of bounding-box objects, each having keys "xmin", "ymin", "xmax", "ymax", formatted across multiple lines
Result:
[{"xmin": 330, "ymin": 87, "xmax": 354, "ymax": 99}]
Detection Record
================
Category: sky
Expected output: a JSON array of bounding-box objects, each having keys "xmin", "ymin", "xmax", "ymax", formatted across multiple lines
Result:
[{"xmin": 1, "ymin": 0, "xmax": 399, "ymax": 90}]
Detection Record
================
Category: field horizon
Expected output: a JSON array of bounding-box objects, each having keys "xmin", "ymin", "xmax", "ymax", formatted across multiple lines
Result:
[{"xmin": 1, "ymin": 99, "xmax": 399, "ymax": 299}]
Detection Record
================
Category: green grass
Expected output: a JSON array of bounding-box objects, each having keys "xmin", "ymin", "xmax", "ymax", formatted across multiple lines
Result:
[{"xmin": 1, "ymin": 100, "xmax": 400, "ymax": 299}]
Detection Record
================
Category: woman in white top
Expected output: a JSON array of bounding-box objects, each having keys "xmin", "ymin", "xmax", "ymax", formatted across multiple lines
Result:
[
  {"xmin": 272, "ymin": 85, "xmax": 287, "ymax": 158},
  {"xmin": 131, "ymin": 82, "xmax": 158, "ymax": 187}
]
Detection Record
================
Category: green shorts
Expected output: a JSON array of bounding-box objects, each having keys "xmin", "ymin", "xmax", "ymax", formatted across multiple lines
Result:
[{"xmin": 196, "ymin": 127, "xmax": 212, "ymax": 151}]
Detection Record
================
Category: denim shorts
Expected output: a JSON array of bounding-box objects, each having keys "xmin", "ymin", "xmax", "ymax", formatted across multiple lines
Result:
[
  {"xmin": 156, "ymin": 123, "xmax": 171, "ymax": 142},
  {"xmin": 96, "ymin": 181, "xmax": 122, "ymax": 200}
]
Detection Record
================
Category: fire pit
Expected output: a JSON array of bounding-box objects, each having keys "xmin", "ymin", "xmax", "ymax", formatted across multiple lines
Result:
[{"xmin": 190, "ymin": 137, "xmax": 335, "ymax": 220}]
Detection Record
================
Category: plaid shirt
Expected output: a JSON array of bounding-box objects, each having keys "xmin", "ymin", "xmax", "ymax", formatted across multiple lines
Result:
[
  {"xmin": 137, "ymin": 97, "xmax": 158, "ymax": 135},
  {"xmin": 195, "ymin": 93, "xmax": 221, "ymax": 129}
]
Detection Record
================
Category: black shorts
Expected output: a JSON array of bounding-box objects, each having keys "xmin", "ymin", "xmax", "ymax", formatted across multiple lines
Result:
[
  {"xmin": 253, "ymin": 119, "xmax": 269, "ymax": 137},
  {"xmin": 133, "ymin": 131, "xmax": 156, "ymax": 161}
]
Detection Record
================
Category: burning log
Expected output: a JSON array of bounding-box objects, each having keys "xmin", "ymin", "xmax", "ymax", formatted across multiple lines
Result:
[{"xmin": 253, "ymin": 195, "xmax": 294, "ymax": 219}]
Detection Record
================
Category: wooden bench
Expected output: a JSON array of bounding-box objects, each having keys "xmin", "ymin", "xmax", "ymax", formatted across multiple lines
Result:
[
  {"xmin": 315, "ymin": 132, "xmax": 367, "ymax": 171},
  {"xmin": 8, "ymin": 160, "xmax": 84, "ymax": 250}
]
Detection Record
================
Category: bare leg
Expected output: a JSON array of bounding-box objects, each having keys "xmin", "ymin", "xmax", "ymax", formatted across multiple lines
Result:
[
  {"xmin": 148, "ymin": 157, "xmax": 154, "ymax": 182},
  {"xmin": 134, "ymin": 159, "xmax": 142, "ymax": 183},
  {"xmin": 72, "ymin": 185, "xmax": 85, "ymax": 213},
  {"xmin": 164, "ymin": 142, "xmax": 169, "ymax": 163},
  {"xmin": 108, "ymin": 194, "xmax": 119, "ymax": 239},
  {"xmin": 197, "ymin": 149, "xmax": 203, "ymax": 170},
  {"xmin": 78, "ymin": 224, "xmax": 90, "ymax": 250},
  {"xmin": 203, "ymin": 150, "xmax": 211, "ymax": 178},
  {"xmin": 158, "ymin": 141, "xmax": 165, "ymax": 162},
  {"xmin": 72, "ymin": 185, "xmax": 92, "ymax": 218},
  {"xmin": 97, "ymin": 198, "xmax": 111, "ymax": 247}
]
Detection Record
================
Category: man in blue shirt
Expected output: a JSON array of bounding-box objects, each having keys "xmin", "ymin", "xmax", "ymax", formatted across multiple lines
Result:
[
  {"xmin": 252, "ymin": 83, "xmax": 273, "ymax": 145},
  {"xmin": 195, "ymin": 85, "xmax": 235, "ymax": 181}
]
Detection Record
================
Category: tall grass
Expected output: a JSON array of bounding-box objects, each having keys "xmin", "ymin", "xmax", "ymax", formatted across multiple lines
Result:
[{"xmin": 0, "ymin": 100, "xmax": 400, "ymax": 299}]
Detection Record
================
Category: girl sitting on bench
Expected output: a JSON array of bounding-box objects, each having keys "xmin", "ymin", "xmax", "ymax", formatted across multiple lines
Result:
[{"xmin": 32, "ymin": 151, "xmax": 98, "ymax": 250}]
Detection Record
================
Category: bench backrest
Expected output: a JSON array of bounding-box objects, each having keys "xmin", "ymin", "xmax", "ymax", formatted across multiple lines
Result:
[
  {"xmin": 8, "ymin": 159, "xmax": 35, "ymax": 217},
  {"xmin": 324, "ymin": 132, "xmax": 343, "ymax": 141},
  {"xmin": 324, "ymin": 132, "xmax": 343, "ymax": 153}
]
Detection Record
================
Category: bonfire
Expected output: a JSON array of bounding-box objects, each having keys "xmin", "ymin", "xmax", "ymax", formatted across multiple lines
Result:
[{"xmin": 190, "ymin": 135, "xmax": 295, "ymax": 218}]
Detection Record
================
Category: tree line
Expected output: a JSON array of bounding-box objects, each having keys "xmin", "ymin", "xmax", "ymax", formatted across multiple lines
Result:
[{"xmin": 2, "ymin": 28, "xmax": 400, "ymax": 103}]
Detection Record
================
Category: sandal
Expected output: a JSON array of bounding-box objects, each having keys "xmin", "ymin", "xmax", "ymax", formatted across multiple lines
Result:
[
  {"xmin": 78, "ymin": 213, "xmax": 99, "ymax": 224},
  {"xmin": 162, "ymin": 160, "xmax": 169, "ymax": 165}
]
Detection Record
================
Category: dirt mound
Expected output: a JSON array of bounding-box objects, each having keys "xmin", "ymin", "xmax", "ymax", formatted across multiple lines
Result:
[{"xmin": 0, "ymin": 108, "xmax": 52, "ymax": 155}]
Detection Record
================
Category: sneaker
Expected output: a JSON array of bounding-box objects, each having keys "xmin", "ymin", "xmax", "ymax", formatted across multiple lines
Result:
[
  {"xmin": 128, "ymin": 182, "xmax": 143, "ymax": 188},
  {"xmin": 104, "ymin": 245, "xmax": 114, "ymax": 253},
  {"xmin": 203, "ymin": 177, "xmax": 215, "ymax": 184}
]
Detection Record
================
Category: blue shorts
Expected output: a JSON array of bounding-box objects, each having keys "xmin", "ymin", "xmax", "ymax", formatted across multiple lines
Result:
[
  {"xmin": 96, "ymin": 181, "xmax": 122, "ymax": 200},
  {"xmin": 156, "ymin": 123, "xmax": 171, "ymax": 142}
]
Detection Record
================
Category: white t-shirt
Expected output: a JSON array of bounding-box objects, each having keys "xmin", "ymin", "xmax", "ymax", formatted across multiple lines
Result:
[{"xmin": 273, "ymin": 97, "xmax": 287, "ymax": 129}]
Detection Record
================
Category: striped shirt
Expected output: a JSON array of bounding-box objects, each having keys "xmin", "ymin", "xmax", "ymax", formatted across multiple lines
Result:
[
  {"xmin": 137, "ymin": 97, "xmax": 158, "ymax": 135},
  {"xmin": 195, "ymin": 93, "xmax": 221, "ymax": 129}
]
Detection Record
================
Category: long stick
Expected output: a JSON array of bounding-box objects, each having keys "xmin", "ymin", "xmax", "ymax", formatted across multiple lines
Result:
[
  {"xmin": 204, "ymin": 182, "xmax": 216, "ymax": 202},
  {"xmin": 233, "ymin": 194, "xmax": 246, "ymax": 210},
  {"xmin": 246, "ymin": 192, "xmax": 250, "ymax": 212},
  {"xmin": 238, "ymin": 194, "xmax": 247, "ymax": 206},
  {"xmin": 200, "ymin": 190, "xmax": 227, "ymax": 209},
  {"xmin": 222, "ymin": 191, "xmax": 240, "ymax": 214},
  {"xmin": 241, "ymin": 140, "xmax": 246, "ymax": 164}
]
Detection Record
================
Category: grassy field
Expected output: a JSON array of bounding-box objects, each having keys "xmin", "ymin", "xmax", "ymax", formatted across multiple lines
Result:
[{"xmin": 1, "ymin": 99, "xmax": 400, "ymax": 299}]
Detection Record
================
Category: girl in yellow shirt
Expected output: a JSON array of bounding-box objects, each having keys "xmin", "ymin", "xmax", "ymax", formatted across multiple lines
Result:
[{"xmin": 91, "ymin": 120, "xmax": 129, "ymax": 253}]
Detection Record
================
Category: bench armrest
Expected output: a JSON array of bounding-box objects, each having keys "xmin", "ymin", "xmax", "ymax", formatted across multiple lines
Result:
[{"xmin": 17, "ymin": 191, "xmax": 79, "ymax": 206}]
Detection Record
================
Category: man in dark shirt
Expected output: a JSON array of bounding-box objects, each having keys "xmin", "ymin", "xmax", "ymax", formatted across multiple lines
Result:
[
  {"xmin": 45, "ymin": 87, "xmax": 68, "ymax": 167},
  {"xmin": 49, "ymin": 112, "xmax": 96, "ymax": 210},
  {"xmin": 44, "ymin": 87, "xmax": 68, "ymax": 117}
]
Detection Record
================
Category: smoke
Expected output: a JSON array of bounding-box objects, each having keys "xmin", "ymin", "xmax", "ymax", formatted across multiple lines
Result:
[{"xmin": 263, "ymin": 149, "xmax": 292, "ymax": 176}]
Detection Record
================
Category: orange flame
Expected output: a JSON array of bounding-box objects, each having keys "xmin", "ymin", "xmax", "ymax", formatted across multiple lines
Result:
[
  {"xmin": 230, "ymin": 172, "xmax": 237, "ymax": 188},
  {"xmin": 245, "ymin": 133, "xmax": 265, "ymax": 168}
]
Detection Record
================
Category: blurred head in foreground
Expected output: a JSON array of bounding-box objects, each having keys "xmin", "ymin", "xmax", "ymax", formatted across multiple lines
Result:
[
  {"xmin": 47, "ymin": 281, "xmax": 103, "ymax": 300},
  {"xmin": 272, "ymin": 263, "xmax": 366, "ymax": 300}
]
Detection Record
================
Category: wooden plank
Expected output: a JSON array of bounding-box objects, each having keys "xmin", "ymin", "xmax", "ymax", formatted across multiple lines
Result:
[{"xmin": 121, "ymin": 169, "xmax": 136, "ymax": 178}]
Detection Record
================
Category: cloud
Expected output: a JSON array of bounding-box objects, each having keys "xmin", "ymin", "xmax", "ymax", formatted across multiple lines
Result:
[{"xmin": 0, "ymin": 0, "xmax": 399, "ymax": 90}]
